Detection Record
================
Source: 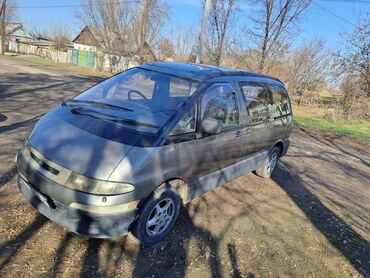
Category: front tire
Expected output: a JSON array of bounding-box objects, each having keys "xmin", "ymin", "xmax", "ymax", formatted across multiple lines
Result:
[
  {"xmin": 255, "ymin": 146, "xmax": 280, "ymax": 178},
  {"xmin": 131, "ymin": 184, "xmax": 181, "ymax": 246}
]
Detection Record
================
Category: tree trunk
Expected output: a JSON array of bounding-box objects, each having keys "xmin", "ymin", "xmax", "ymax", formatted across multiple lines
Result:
[
  {"xmin": 258, "ymin": 0, "xmax": 272, "ymax": 72},
  {"xmin": 0, "ymin": 0, "xmax": 6, "ymax": 55}
]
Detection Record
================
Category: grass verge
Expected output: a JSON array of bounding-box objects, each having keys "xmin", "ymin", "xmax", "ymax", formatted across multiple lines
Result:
[
  {"xmin": 294, "ymin": 116, "xmax": 370, "ymax": 140},
  {"xmin": 12, "ymin": 55, "xmax": 56, "ymax": 65}
]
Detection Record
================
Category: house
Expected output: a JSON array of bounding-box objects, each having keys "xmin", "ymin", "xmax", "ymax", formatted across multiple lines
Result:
[
  {"xmin": 34, "ymin": 36, "xmax": 56, "ymax": 48},
  {"xmin": 5, "ymin": 23, "xmax": 37, "ymax": 52},
  {"xmin": 6, "ymin": 23, "xmax": 36, "ymax": 44},
  {"xmin": 72, "ymin": 26, "xmax": 100, "ymax": 52},
  {"xmin": 71, "ymin": 25, "xmax": 137, "ymax": 72}
]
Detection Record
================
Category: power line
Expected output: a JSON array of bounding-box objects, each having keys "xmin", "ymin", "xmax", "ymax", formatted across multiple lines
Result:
[
  {"xmin": 319, "ymin": 0, "xmax": 370, "ymax": 3},
  {"xmin": 312, "ymin": 1, "xmax": 358, "ymax": 28},
  {"xmin": 15, "ymin": 0, "xmax": 140, "ymax": 9}
]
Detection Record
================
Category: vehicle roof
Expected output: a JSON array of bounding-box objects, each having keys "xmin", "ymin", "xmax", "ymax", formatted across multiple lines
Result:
[{"xmin": 140, "ymin": 62, "xmax": 284, "ymax": 84}]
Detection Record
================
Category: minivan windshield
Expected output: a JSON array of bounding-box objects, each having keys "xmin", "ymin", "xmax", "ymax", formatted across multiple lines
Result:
[{"xmin": 71, "ymin": 68, "xmax": 199, "ymax": 133}]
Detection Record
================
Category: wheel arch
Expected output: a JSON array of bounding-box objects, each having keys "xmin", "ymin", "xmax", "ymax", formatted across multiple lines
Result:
[
  {"xmin": 273, "ymin": 140, "xmax": 284, "ymax": 156},
  {"xmin": 137, "ymin": 177, "xmax": 188, "ymax": 210}
]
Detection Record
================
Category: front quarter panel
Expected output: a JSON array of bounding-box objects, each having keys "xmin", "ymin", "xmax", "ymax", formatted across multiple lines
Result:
[{"xmin": 109, "ymin": 140, "xmax": 196, "ymax": 200}]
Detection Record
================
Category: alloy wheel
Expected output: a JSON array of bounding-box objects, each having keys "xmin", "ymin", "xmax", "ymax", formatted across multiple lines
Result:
[
  {"xmin": 145, "ymin": 198, "xmax": 175, "ymax": 236},
  {"xmin": 267, "ymin": 152, "xmax": 278, "ymax": 175}
]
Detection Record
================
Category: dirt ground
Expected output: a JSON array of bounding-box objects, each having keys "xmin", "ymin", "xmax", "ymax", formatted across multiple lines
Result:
[{"xmin": 0, "ymin": 55, "xmax": 369, "ymax": 278}]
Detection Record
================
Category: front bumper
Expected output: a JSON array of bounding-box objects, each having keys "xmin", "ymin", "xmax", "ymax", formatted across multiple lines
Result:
[{"xmin": 18, "ymin": 175, "xmax": 137, "ymax": 238}]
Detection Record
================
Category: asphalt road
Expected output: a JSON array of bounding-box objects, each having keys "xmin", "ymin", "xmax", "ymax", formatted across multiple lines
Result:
[{"xmin": 0, "ymin": 56, "xmax": 369, "ymax": 278}]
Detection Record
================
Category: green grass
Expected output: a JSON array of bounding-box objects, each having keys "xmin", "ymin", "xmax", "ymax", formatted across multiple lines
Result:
[
  {"xmin": 294, "ymin": 116, "xmax": 370, "ymax": 140},
  {"xmin": 12, "ymin": 55, "xmax": 56, "ymax": 65}
]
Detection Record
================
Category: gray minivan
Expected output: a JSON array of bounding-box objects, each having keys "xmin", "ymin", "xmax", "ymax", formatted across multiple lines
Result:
[{"xmin": 16, "ymin": 62, "xmax": 292, "ymax": 245}]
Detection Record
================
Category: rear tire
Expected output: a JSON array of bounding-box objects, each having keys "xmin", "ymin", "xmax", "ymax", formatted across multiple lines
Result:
[
  {"xmin": 131, "ymin": 184, "xmax": 181, "ymax": 246},
  {"xmin": 255, "ymin": 146, "xmax": 280, "ymax": 178}
]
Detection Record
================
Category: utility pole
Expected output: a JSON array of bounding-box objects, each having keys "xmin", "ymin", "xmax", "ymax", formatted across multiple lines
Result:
[
  {"xmin": 196, "ymin": 0, "xmax": 211, "ymax": 64},
  {"xmin": 0, "ymin": 0, "xmax": 6, "ymax": 55}
]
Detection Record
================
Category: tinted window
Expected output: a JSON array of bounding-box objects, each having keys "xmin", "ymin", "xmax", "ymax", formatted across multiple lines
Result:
[
  {"xmin": 170, "ymin": 105, "xmax": 197, "ymax": 135},
  {"xmin": 75, "ymin": 68, "xmax": 199, "ymax": 133},
  {"xmin": 169, "ymin": 77, "xmax": 198, "ymax": 97},
  {"xmin": 107, "ymin": 71, "xmax": 156, "ymax": 100},
  {"xmin": 269, "ymin": 85, "xmax": 291, "ymax": 118},
  {"xmin": 77, "ymin": 68, "xmax": 199, "ymax": 110},
  {"xmin": 201, "ymin": 84, "xmax": 240, "ymax": 129},
  {"xmin": 239, "ymin": 83, "xmax": 272, "ymax": 123}
]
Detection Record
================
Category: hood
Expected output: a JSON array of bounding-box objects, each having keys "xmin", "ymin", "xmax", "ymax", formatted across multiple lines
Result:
[{"xmin": 28, "ymin": 106, "xmax": 142, "ymax": 180}]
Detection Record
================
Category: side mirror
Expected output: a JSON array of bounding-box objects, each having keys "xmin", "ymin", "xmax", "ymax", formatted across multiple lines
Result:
[{"xmin": 200, "ymin": 117, "xmax": 222, "ymax": 135}]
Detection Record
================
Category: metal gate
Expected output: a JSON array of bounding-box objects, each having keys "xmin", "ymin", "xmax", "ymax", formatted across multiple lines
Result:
[{"xmin": 72, "ymin": 49, "xmax": 95, "ymax": 68}]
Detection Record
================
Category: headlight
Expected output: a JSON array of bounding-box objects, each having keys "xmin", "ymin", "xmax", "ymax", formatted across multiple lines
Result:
[{"xmin": 65, "ymin": 172, "xmax": 134, "ymax": 195}]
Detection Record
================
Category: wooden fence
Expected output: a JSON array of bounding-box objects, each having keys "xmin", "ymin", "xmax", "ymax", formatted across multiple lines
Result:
[
  {"xmin": 8, "ymin": 41, "xmax": 72, "ymax": 64},
  {"xmin": 7, "ymin": 41, "xmax": 137, "ymax": 73}
]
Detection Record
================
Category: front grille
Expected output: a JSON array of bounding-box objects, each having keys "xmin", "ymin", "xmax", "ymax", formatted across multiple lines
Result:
[
  {"xmin": 22, "ymin": 143, "xmax": 72, "ymax": 185},
  {"xmin": 30, "ymin": 151, "xmax": 60, "ymax": 176}
]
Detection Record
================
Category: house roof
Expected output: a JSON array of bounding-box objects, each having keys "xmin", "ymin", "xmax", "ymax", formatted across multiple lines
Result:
[
  {"xmin": 6, "ymin": 23, "xmax": 35, "ymax": 39},
  {"xmin": 140, "ymin": 62, "xmax": 284, "ymax": 84},
  {"xmin": 72, "ymin": 26, "xmax": 99, "ymax": 47},
  {"xmin": 5, "ymin": 23, "xmax": 22, "ymax": 34}
]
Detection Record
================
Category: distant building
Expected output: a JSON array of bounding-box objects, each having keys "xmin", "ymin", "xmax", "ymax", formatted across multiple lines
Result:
[
  {"xmin": 72, "ymin": 26, "xmax": 100, "ymax": 52},
  {"xmin": 6, "ymin": 23, "xmax": 36, "ymax": 43},
  {"xmin": 5, "ymin": 23, "xmax": 36, "ymax": 52},
  {"xmin": 34, "ymin": 36, "xmax": 55, "ymax": 48}
]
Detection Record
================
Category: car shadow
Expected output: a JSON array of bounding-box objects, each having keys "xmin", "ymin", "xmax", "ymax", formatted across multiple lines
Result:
[
  {"xmin": 272, "ymin": 161, "xmax": 370, "ymax": 277},
  {"xmin": 0, "ymin": 166, "xmax": 17, "ymax": 188},
  {"xmin": 61, "ymin": 205, "xmax": 225, "ymax": 278},
  {"xmin": 0, "ymin": 113, "xmax": 7, "ymax": 123},
  {"xmin": 0, "ymin": 213, "xmax": 48, "ymax": 270}
]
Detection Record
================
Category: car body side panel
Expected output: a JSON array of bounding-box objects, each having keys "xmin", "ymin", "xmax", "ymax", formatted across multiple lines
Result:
[
  {"xmin": 271, "ymin": 115, "xmax": 293, "ymax": 143},
  {"xmin": 109, "ymin": 138, "xmax": 196, "ymax": 199},
  {"xmin": 191, "ymin": 130, "xmax": 244, "ymax": 177},
  {"xmin": 186, "ymin": 149, "xmax": 268, "ymax": 202}
]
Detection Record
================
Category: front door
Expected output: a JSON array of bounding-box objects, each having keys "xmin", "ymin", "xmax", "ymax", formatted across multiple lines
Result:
[{"xmin": 192, "ymin": 83, "xmax": 244, "ymax": 177}]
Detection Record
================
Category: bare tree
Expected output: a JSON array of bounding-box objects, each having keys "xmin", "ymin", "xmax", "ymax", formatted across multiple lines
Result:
[
  {"xmin": 76, "ymin": 0, "xmax": 169, "ymax": 63},
  {"xmin": 157, "ymin": 37, "xmax": 174, "ymax": 60},
  {"xmin": 134, "ymin": 0, "xmax": 169, "ymax": 63},
  {"xmin": 31, "ymin": 24, "xmax": 71, "ymax": 51},
  {"xmin": 285, "ymin": 38, "xmax": 330, "ymax": 105},
  {"xmin": 30, "ymin": 28, "xmax": 49, "ymax": 40},
  {"xmin": 339, "ymin": 18, "xmax": 370, "ymax": 99},
  {"xmin": 0, "ymin": 0, "xmax": 16, "ymax": 55},
  {"xmin": 169, "ymin": 24, "xmax": 198, "ymax": 62},
  {"xmin": 49, "ymin": 24, "xmax": 72, "ymax": 51},
  {"xmin": 246, "ymin": 0, "xmax": 311, "ymax": 73},
  {"xmin": 336, "ymin": 17, "xmax": 370, "ymax": 120},
  {"xmin": 76, "ymin": 0, "xmax": 136, "ymax": 57},
  {"xmin": 205, "ymin": 0, "xmax": 238, "ymax": 65}
]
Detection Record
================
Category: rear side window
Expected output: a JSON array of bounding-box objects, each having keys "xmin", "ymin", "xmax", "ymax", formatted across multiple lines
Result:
[
  {"xmin": 201, "ymin": 84, "xmax": 240, "ymax": 129},
  {"xmin": 269, "ymin": 85, "xmax": 291, "ymax": 118},
  {"xmin": 239, "ymin": 83, "xmax": 272, "ymax": 123}
]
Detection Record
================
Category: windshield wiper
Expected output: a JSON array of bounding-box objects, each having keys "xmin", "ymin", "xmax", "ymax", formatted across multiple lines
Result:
[
  {"xmin": 70, "ymin": 107, "xmax": 159, "ymax": 129},
  {"xmin": 108, "ymin": 117, "xmax": 159, "ymax": 129},
  {"xmin": 62, "ymin": 99, "xmax": 133, "ymax": 112}
]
